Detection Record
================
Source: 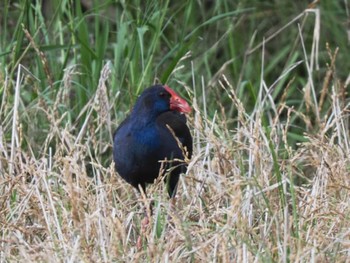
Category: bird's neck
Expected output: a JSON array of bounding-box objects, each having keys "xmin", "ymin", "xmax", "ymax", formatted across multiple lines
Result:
[{"xmin": 131, "ymin": 107, "xmax": 160, "ymax": 126}]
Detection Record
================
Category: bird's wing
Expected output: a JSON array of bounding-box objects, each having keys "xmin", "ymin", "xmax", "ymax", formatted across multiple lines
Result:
[{"xmin": 156, "ymin": 111, "xmax": 193, "ymax": 158}]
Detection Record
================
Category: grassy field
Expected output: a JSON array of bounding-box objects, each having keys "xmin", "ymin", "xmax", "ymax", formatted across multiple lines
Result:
[{"xmin": 1, "ymin": 0, "xmax": 350, "ymax": 262}]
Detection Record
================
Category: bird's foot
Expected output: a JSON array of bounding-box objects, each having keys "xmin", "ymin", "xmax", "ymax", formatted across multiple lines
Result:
[{"xmin": 136, "ymin": 215, "xmax": 150, "ymax": 250}]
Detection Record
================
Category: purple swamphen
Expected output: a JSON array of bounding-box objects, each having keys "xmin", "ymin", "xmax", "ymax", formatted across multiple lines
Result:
[{"xmin": 113, "ymin": 84, "xmax": 192, "ymax": 198}]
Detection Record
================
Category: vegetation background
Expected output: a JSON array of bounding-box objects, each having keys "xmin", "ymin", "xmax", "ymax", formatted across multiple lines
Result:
[{"xmin": 0, "ymin": 0, "xmax": 349, "ymax": 261}]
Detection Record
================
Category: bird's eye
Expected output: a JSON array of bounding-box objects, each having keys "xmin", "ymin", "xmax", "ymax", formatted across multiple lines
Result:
[{"xmin": 159, "ymin": 92, "xmax": 167, "ymax": 97}]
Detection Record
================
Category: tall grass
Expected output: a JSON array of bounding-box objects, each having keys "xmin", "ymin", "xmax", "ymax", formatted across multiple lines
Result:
[{"xmin": 0, "ymin": 0, "xmax": 349, "ymax": 261}]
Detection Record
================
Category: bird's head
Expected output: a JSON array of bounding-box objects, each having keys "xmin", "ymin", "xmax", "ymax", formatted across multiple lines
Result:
[
  {"xmin": 134, "ymin": 85, "xmax": 191, "ymax": 116},
  {"xmin": 164, "ymin": 85, "xmax": 191, "ymax": 114}
]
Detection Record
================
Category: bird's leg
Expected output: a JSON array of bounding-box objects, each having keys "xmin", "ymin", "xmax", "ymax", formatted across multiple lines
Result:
[
  {"xmin": 168, "ymin": 196, "xmax": 177, "ymax": 222},
  {"xmin": 136, "ymin": 185, "xmax": 151, "ymax": 250},
  {"xmin": 170, "ymin": 193, "xmax": 177, "ymax": 211}
]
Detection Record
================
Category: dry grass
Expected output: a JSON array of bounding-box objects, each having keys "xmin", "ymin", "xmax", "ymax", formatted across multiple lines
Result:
[{"xmin": 1, "ymin": 56, "xmax": 350, "ymax": 262}]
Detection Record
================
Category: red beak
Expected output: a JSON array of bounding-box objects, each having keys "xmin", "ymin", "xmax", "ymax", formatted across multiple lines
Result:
[{"xmin": 164, "ymin": 85, "xmax": 191, "ymax": 114}]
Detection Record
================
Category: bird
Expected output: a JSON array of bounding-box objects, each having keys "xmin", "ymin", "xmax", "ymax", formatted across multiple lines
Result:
[{"xmin": 113, "ymin": 84, "xmax": 192, "ymax": 198}]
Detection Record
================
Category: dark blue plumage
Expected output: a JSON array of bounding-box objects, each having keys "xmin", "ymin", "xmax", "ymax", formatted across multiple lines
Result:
[{"xmin": 113, "ymin": 85, "xmax": 192, "ymax": 197}]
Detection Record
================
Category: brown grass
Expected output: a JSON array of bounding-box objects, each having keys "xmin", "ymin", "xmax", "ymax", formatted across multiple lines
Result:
[
  {"xmin": 1, "ymin": 13, "xmax": 350, "ymax": 262},
  {"xmin": 1, "ymin": 61, "xmax": 350, "ymax": 262}
]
